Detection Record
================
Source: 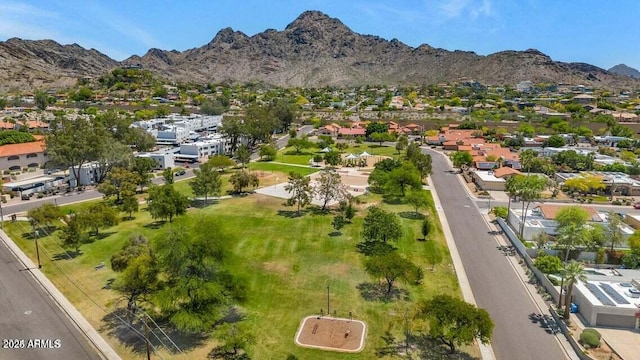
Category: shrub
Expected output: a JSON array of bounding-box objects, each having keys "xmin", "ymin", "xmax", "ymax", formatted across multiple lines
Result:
[
  {"xmin": 579, "ymin": 328, "xmax": 601, "ymax": 349},
  {"xmin": 621, "ymin": 252, "xmax": 640, "ymax": 269},
  {"xmin": 612, "ymin": 200, "xmax": 622, "ymax": 205},
  {"xmin": 587, "ymin": 198, "xmax": 593, "ymax": 203},
  {"xmin": 492, "ymin": 206, "xmax": 508, "ymax": 219}
]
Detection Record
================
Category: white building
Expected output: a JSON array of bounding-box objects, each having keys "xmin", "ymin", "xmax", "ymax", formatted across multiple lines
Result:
[
  {"xmin": 179, "ymin": 135, "xmax": 232, "ymax": 162},
  {"xmin": 571, "ymin": 270, "xmax": 640, "ymax": 329},
  {"xmin": 508, "ymin": 204, "xmax": 634, "ymax": 242},
  {"xmin": 136, "ymin": 151, "xmax": 174, "ymax": 170},
  {"xmin": 68, "ymin": 162, "xmax": 103, "ymax": 187},
  {"xmin": 132, "ymin": 114, "xmax": 223, "ymax": 146}
]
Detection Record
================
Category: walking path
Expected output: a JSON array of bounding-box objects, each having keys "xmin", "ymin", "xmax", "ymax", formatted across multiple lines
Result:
[{"xmin": 0, "ymin": 229, "xmax": 121, "ymax": 360}]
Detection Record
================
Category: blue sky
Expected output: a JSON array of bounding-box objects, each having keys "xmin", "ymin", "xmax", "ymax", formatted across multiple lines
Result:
[{"xmin": 1, "ymin": 0, "xmax": 639, "ymax": 71}]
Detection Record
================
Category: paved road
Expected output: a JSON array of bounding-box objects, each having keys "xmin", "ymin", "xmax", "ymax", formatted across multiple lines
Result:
[
  {"xmin": 0, "ymin": 240, "xmax": 101, "ymax": 360},
  {"xmin": 425, "ymin": 149, "xmax": 567, "ymax": 360}
]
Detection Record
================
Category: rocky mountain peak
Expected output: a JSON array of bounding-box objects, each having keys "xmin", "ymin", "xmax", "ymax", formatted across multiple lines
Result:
[{"xmin": 210, "ymin": 27, "xmax": 248, "ymax": 44}]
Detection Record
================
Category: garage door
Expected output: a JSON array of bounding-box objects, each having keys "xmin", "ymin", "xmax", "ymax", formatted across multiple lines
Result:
[{"xmin": 596, "ymin": 313, "xmax": 637, "ymax": 328}]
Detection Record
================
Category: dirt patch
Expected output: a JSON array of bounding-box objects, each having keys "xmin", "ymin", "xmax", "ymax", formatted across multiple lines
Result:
[
  {"xmin": 295, "ymin": 316, "xmax": 366, "ymax": 352},
  {"xmin": 262, "ymin": 262, "xmax": 290, "ymax": 275}
]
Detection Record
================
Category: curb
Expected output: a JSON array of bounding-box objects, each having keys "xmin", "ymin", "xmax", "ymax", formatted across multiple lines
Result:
[{"xmin": 0, "ymin": 230, "xmax": 121, "ymax": 360}]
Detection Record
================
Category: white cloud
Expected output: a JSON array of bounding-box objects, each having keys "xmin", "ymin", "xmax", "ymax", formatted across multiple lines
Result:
[{"xmin": 438, "ymin": 0, "xmax": 493, "ymax": 19}]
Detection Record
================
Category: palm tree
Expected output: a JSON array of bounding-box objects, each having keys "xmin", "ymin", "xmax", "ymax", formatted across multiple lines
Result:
[
  {"xmin": 561, "ymin": 261, "xmax": 587, "ymax": 320},
  {"xmin": 557, "ymin": 224, "xmax": 585, "ymax": 263}
]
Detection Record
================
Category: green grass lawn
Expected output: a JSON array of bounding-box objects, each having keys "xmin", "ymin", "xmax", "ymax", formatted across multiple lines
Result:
[
  {"xmin": 276, "ymin": 143, "xmax": 400, "ymax": 168},
  {"xmin": 6, "ymin": 188, "xmax": 474, "ymax": 359},
  {"xmin": 248, "ymin": 162, "xmax": 319, "ymax": 177}
]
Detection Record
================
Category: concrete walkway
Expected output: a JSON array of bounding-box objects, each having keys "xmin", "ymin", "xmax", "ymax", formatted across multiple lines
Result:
[{"xmin": 0, "ymin": 229, "xmax": 121, "ymax": 360}]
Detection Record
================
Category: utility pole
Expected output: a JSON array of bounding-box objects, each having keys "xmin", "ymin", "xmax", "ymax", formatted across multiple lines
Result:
[
  {"xmin": 144, "ymin": 314, "xmax": 151, "ymax": 360},
  {"xmin": 327, "ymin": 286, "xmax": 330, "ymax": 318}
]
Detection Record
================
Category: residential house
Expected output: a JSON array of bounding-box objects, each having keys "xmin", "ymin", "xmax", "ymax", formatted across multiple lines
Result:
[
  {"xmin": 0, "ymin": 136, "xmax": 47, "ymax": 172},
  {"xmin": 471, "ymin": 167, "xmax": 522, "ymax": 191}
]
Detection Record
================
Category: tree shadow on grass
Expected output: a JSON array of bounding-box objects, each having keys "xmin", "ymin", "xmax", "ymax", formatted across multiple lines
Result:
[
  {"xmin": 89, "ymin": 231, "xmax": 117, "ymax": 241},
  {"xmin": 399, "ymin": 211, "xmax": 426, "ymax": 220},
  {"xmin": 356, "ymin": 282, "xmax": 409, "ymax": 302},
  {"xmin": 52, "ymin": 250, "xmax": 81, "ymax": 261},
  {"xmin": 190, "ymin": 199, "xmax": 219, "ymax": 209},
  {"xmin": 143, "ymin": 221, "xmax": 166, "ymax": 229},
  {"xmin": 382, "ymin": 196, "xmax": 404, "ymax": 205},
  {"xmin": 412, "ymin": 333, "xmax": 478, "ymax": 360},
  {"xmin": 276, "ymin": 209, "xmax": 307, "ymax": 218},
  {"xmin": 328, "ymin": 231, "xmax": 342, "ymax": 237},
  {"xmin": 101, "ymin": 308, "xmax": 208, "ymax": 355}
]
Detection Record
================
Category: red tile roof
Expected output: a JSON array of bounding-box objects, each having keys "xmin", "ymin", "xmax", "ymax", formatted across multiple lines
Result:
[{"xmin": 0, "ymin": 139, "xmax": 45, "ymax": 157}]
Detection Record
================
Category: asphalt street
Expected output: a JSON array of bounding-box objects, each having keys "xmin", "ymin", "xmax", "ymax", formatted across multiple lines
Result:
[
  {"xmin": 425, "ymin": 149, "xmax": 567, "ymax": 360},
  {"xmin": 0, "ymin": 240, "xmax": 101, "ymax": 360}
]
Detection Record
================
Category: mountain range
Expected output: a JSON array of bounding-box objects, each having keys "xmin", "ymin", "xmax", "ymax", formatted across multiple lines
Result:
[{"xmin": 0, "ymin": 10, "xmax": 638, "ymax": 92}]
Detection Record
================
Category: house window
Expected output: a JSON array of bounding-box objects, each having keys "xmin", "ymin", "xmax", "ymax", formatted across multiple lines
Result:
[
  {"xmin": 8, "ymin": 155, "xmax": 19, "ymax": 161},
  {"xmin": 26, "ymin": 153, "xmax": 38, "ymax": 158},
  {"xmin": 28, "ymin": 163, "xmax": 39, "ymax": 168}
]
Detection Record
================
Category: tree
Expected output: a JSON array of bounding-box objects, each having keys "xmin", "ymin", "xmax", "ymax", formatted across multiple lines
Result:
[
  {"xmin": 154, "ymin": 218, "xmax": 235, "ymax": 332},
  {"xmin": 214, "ymin": 323, "xmax": 256, "ymax": 358},
  {"xmin": 534, "ymin": 255, "xmax": 563, "ymax": 274},
  {"xmin": 504, "ymin": 175, "xmax": 519, "ymax": 213},
  {"xmin": 111, "ymin": 234, "xmax": 152, "ymax": 272},
  {"xmin": 396, "ymin": 135, "xmax": 408, "ymax": 154},
  {"xmin": 229, "ymin": 170, "xmax": 259, "ymax": 193},
  {"xmin": 258, "ymin": 143, "xmax": 277, "ymax": 161},
  {"xmin": 451, "ymin": 151, "xmax": 473, "ymax": 169},
  {"xmin": 285, "ymin": 172, "xmax": 312, "ymax": 215},
  {"xmin": 34, "ymin": 91, "xmax": 49, "ymax": 111},
  {"xmin": 234, "ymin": 144, "xmax": 251, "ymax": 168},
  {"xmin": 97, "ymin": 167, "xmax": 140, "ymax": 203},
  {"xmin": 605, "ymin": 211, "xmax": 624, "ymax": 252},
  {"xmin": 561, "ymin": 261, "xmax": 587, "ymax": 320},
  {"xmin": 208, "ymin": 154, "xmax": 236, "ymax": 172},
  {"xmin": 27, "ymin": 203, "xmax": 62, "ymax": 230},
  {"xmin": 46, "ymin": 116, "xmax": 104, "ymax": 188},
  {"xmin": 519, "ymin": 149, "xmax": 538, "ymax": 174},
  {"xmin": 120, "ymin": 193, "xmax": 139, "ymax": 220},
  {"xmin": 163, "ymin": 167, "xmax": 174, "ymax": 185},
  {"xmin": 531, "ymin": 232, "xmax": 549, "ymax": 250},
  {"xmin": 420, "ymin": 295, "xmax": 494, "ymax": 354},
  {"xmin": 385, "ymin": 162, "xmax": 422, "ymax": 196},
  {"xmin": 421, "ymin": 218, "xmax": 431, "ymax": 240},
  {"xmin": 361, "ymin": 206, "xmax": 402, "ymax": 244},
  {"xmin": 515, "ymin": 175, "xmax": 547, "ymax": 236},
  {"xmin": 555, "ymin": 206, "xmax": 589, "ymax": 229},
  {"xmin": 331, "ymin": 214, "xmax": 345, "ymax": 233},
  {"xmin": 219, "ymin": 117, "xmax": 243, "ymax": 153},
  {"xmin": 364, "ymin": 251, "xmax": 421, "ymax": 297},
  {"xmin": 131, "ymin": 157, "xmax": 156, "ymax": 192},
  {"xmin": 113, "ymin": 253, "xmax": 158, "ymax": 318},
  {"xmin": 77, "ymin": 202, "xmax": 119, "ymax": 236},
  {"xmin": 557, "ymin": 224, "xmax": 585, "ymax": 262},
  {"xmin": 365, "ymin": 122, "xmax": 389, "ymax": 137},
  {"xmin": 313, "ymin": 168, "xmax": 346, "ymax": 211},
  {"xmin": 60, "ymin": 212, "xmax": 83, "ymax": 254},
  {"xmin": 287, "ymin": 137, "xmax": 313, "ymax": 154},
  {"xmin": 563, "ymin": 175, "xmax": 605, "ymax": 195},
  {"xmin": 370, "ymin": 132, "xmax": 395, "ymax": 146},
  {"xmin": 406, "ymin": 189, "xmax": 428, "ymax": 214},
  {"xmin": 544, "ymin": 134, "xmax": 565, "ymax": 148},
  {"xmin": 189, "ymin": 161, "xmax": 222, "ymax": 203},
  {"xmin": 324, "ymin": 150, "xmax": 341, "ymax": 166},
  {"xmin": 423, "ymin": 240, "xmax": 443, "ymax": 270},
  {"xmin": 409, "ymin": 152, "xmax": 432, "ymax": 179},
  {"xmin": 147, "ymin": 185, "xmax": 189, "ymax": 223}
]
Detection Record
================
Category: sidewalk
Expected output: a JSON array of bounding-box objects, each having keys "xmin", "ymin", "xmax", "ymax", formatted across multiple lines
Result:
[{"xmin": 0, "ymin": 230, "xmax": 121, "ymax": 360}]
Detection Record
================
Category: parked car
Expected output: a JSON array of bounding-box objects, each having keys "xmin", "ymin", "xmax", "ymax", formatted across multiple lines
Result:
[
  {"xmin": 633, "ymin": 203, "xmax": 640, "ymax": 209},
  {"xmin": 175, "ymin": 170, "xmax": 186, "ymax": 176}
]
